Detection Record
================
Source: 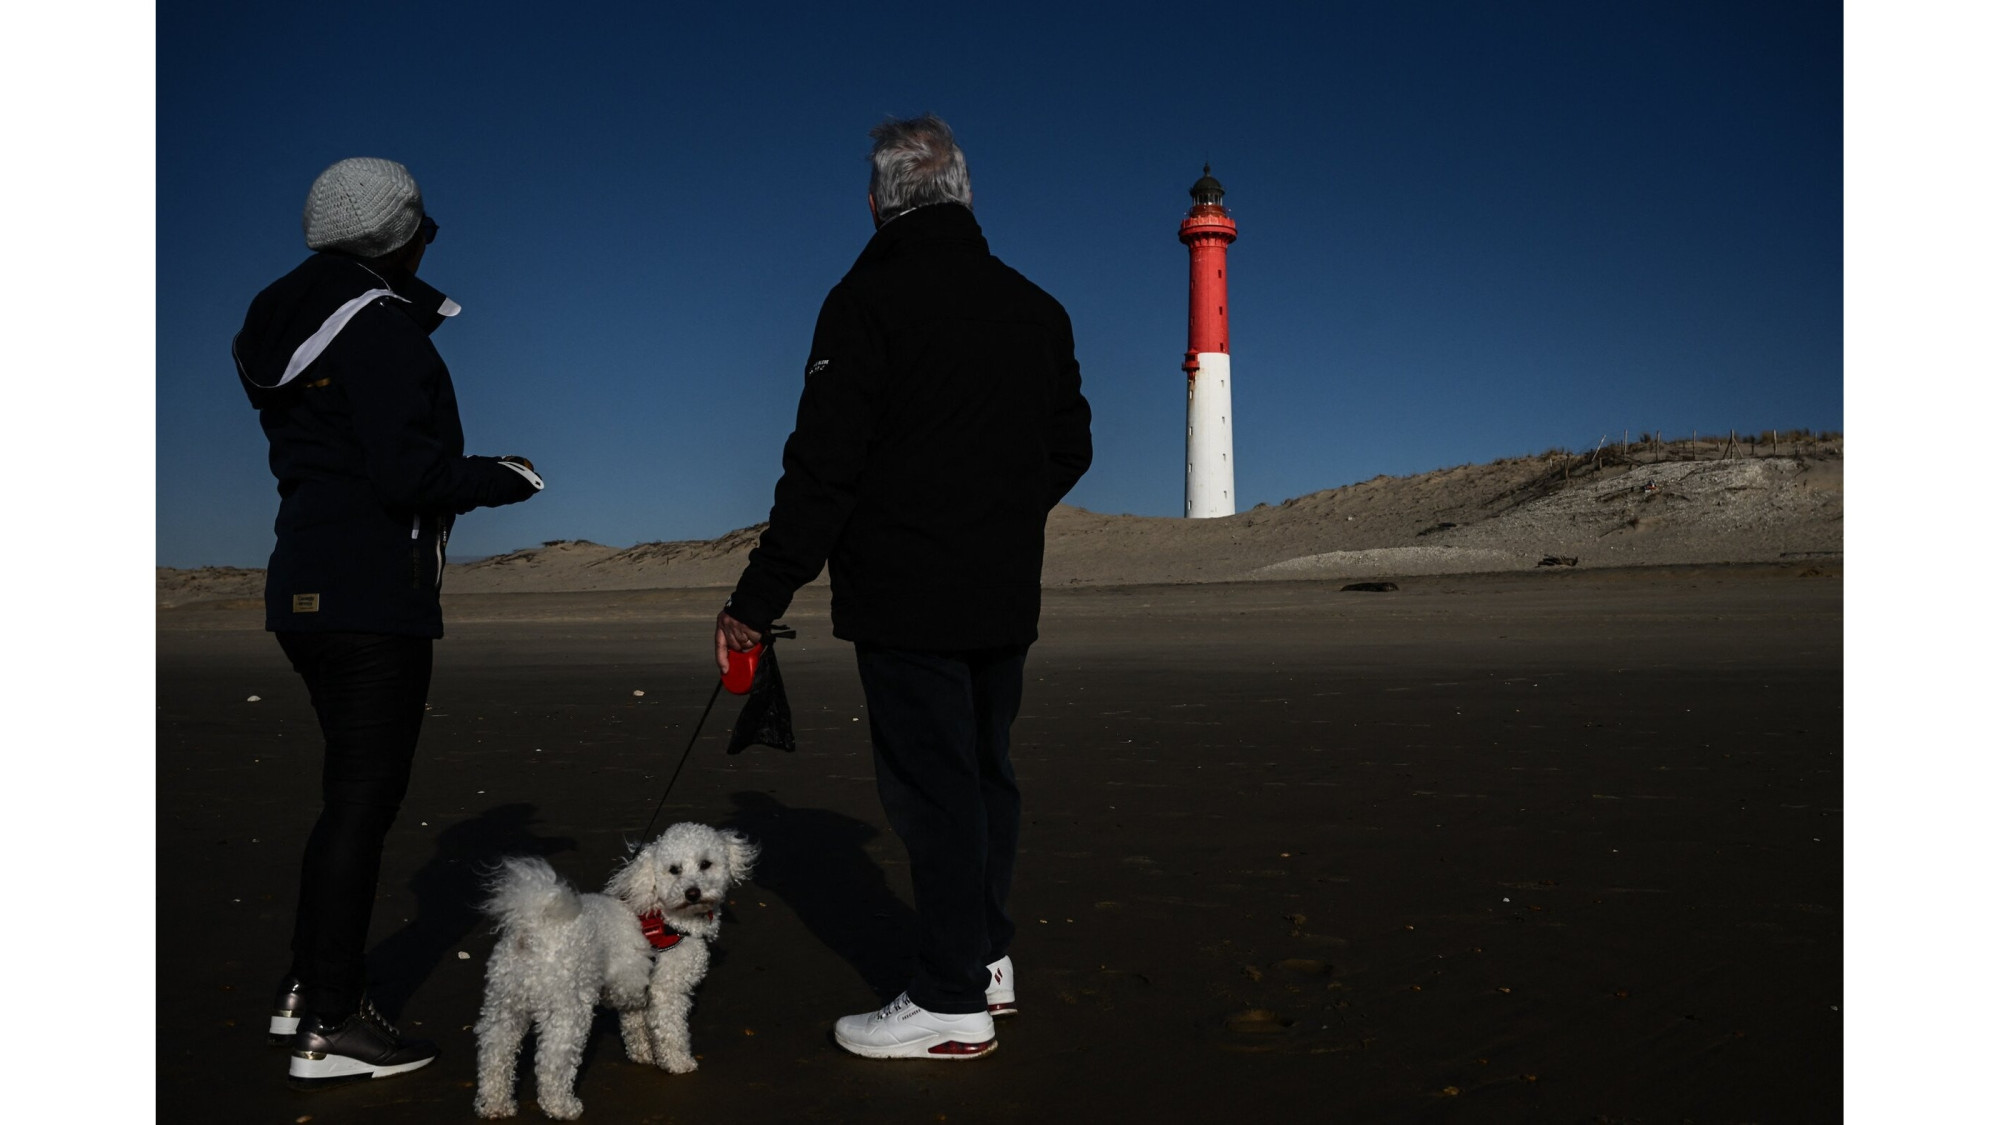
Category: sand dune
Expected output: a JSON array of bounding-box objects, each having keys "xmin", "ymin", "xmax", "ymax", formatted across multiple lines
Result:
[{"xmin": 157, "ymin": 443, "xmax": 1842, "ymax": 608}]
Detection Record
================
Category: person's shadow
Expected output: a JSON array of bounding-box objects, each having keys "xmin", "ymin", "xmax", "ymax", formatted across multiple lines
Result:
[
  {"xmin": 723, "ymin": 790, "xmax": 916, "ymax": 1001},
  {"xmin": 366, "ymin": 803, "xmax": 575, "ymax": 1020}
]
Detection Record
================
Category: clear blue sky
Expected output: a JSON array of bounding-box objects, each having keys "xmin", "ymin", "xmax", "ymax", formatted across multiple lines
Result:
[{"xmin": 155, "ymin": 1, "xmax": 1842, "ymax": 567}]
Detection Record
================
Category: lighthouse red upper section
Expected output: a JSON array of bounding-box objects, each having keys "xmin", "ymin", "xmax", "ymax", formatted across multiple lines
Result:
[{"xmin": 1179, "ymin": 166, "xmax": 1237, "ymax": 370}]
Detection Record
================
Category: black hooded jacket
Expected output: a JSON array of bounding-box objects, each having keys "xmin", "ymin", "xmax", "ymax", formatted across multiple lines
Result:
[
  {"xmin": 233, "ymin": 252, "xmax": 540, "ymax": 637},
  {"xmin": 727, "ymin": 203, "xmax": 1093, "ymax": 649}
]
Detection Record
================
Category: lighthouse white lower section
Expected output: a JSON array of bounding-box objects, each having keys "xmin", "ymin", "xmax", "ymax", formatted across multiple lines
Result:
[{"xmin": 1184, "ymin": 351, "xmax": 1235, "ymax": 518}]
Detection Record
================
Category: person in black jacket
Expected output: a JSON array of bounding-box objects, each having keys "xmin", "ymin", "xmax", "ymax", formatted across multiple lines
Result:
[
  {"xmin": 232, "ymin": 157, "xmax": 543, "ymax": 1088},
  {"xmin": 717, "ymin": 115, "xmax": 1091, "ymax": 1059}
]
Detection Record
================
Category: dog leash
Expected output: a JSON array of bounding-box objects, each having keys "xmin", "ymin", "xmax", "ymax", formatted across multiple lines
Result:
[
  {"xmin": 636, "ymin": 624, "xmax": 793, "ymax": 842},
  {"xmin": 638, "ymin": 679, "xmax": 725, "ymax": 842}
]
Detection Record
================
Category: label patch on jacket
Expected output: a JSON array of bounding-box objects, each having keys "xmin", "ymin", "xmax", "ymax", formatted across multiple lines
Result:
[
  {"xmin": 292, "ymin": 594, "xmax": 321, "ymax": 613},
  {"xmin": 806, "ymin": 358, "xmax": 831, "ymax": 377}
]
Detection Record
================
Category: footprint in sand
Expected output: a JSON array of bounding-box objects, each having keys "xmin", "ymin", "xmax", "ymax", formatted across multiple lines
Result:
[
  {"xmin": 1225, "ymin": 1009, "xmax": 1294, "ymax": 1034},
  {"xmin": 1217, "ymin": 1008, "xmax": 1296, "ymax": 1053}
]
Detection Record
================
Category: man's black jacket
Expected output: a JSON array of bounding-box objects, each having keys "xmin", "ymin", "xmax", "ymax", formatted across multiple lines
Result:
[
  {"xmin": 232, "ymin": 253, "xmax": 540, "ymax": 637},
  {"xmin": 728, "ymin": 203, "xmax": 1093, "ymax": 650}
]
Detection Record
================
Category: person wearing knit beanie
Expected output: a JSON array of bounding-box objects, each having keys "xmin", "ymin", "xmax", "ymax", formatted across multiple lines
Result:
[
  {"xmin": 302, "ymin": 157, "xmax": 425, "ymax": 259},
  {"xmin": 235, "ymin": 154, "xmax": 545, "ymax": 1091}
]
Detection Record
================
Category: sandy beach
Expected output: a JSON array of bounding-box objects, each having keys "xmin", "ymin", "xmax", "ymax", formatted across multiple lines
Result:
[
  {"xmin": 160, "ymin": 440, "xmax": 1843, "ymax": 607},
  {"xmin": 156, "ymin": 447, "xmax": 1842, "ymax": 1122}
]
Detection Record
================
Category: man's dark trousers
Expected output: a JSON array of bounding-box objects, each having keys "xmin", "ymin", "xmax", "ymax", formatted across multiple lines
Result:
[{"xmin": 854, "ymin": 642, "xmax": 1028, "ymax": 1015}]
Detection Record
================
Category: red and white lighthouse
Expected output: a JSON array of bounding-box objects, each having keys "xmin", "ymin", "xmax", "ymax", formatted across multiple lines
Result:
[{"xmin": 1180, "ymin": 165, "xmax": 1238, "ymax": 518}]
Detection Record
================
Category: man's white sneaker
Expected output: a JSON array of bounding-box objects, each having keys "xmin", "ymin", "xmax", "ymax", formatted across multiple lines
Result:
[
  {"xmin": 986, "ymin": 956, "xmax": 1018, "ymax": 1017},
  {"xmin": 833, "ymin": 993, "xmax": 996, "ymax": 1059}
]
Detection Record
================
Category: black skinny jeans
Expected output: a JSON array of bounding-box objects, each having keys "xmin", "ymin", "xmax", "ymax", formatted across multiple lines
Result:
[
  {"xmin": 854, "ymin": 643, "xmax": 1028, "ymax": 1014},
  {"xmin": 277, "ymin": 631, "xmax": 433, "ymax": 1019}
]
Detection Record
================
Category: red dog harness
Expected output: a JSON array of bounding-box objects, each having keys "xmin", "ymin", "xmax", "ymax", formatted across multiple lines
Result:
[
  {"xmin": 637, "ymin": 909, "xmax": 714, "ymax": 951},
  {"xmin": 637, "ymin": 911, "xmax": 682, "ymax": 950}
]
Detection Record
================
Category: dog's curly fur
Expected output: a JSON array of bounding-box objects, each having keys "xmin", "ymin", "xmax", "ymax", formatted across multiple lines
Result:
[{"xmin": 472, "ymin": 823, "xmax": 758, "ymax": 1120}]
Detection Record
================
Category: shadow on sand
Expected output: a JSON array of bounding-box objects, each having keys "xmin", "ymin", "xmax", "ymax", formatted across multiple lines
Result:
[
  {"xmin": 723, "ymin": 790, "xmax": 915, "ymax": 1001},
  {"xmin": 366, "ymin": 802, "xmax": 576, "ymax": 1020}
]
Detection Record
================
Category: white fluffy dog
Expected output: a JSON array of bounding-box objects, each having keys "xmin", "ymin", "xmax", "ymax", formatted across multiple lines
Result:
[{"xmin": 473, "ymin": 823, "xmax": 758, "ymax": 1120}]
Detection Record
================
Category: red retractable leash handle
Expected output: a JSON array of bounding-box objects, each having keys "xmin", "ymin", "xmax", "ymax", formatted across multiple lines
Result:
[
  {"xmin": 723, "ymin": 643, "xmax": 764, "ymax": 695},
  {"xmin": 724, "ymin": 624, "xmax": 795, "ymax": 694}
]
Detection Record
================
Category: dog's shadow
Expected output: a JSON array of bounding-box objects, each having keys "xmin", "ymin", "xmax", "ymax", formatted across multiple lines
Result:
[
  {"xmin": 366, "ymin": 802, "xmax": 575, "ymax": 1020},
  {"xmin": 723, "ymin": 790, "xmax": 916, "ymax": 1001}
]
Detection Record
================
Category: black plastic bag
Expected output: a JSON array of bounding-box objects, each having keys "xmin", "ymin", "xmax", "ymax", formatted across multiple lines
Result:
[{"xmin": 728, "ymin": 629, "xmax": 797, "ymax": 754}]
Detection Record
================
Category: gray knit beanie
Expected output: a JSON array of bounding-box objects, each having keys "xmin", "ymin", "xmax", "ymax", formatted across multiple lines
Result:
[{"xmin": 302, "ymin": 157, "xmax": 425, "ymax": 258}]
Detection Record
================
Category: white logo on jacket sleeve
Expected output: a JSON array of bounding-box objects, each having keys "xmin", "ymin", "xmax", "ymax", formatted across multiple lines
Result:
[{"xmin": 806, "ymin": 359, "xmax": 831, "ymax": 377}]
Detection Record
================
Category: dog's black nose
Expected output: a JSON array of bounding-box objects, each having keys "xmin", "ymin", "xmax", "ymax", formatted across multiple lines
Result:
[{"xmin": 684, "ymin": 887, "xmax": 703, "ymax": 903}]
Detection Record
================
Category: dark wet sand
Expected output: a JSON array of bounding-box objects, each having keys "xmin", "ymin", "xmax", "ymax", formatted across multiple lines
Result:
[{"xmin": 157, "ymin": 567, "xmax": 1842, "ymax": 1123}]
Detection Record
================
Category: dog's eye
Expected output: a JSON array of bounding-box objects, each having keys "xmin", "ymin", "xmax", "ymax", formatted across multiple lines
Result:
[
  {"xmin": 699, "ymin": 859, "xmax": 712, "ymax": 871},
  {"xmin": 668, "ymin": 865, "xmax": 682, "ymax": 876}
]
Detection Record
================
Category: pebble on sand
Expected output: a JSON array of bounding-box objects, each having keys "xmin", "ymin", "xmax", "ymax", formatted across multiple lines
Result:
[{"xmin": 247, "ymin": 695, "xmax": 261, "ymax": 702}]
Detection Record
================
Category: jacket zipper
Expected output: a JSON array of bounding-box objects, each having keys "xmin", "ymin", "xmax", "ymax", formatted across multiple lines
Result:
[
  {"xmin": 410, "ymin": 516, "xmax": 423, "ymax": 589},
  {"xmin": 406, "ymin": 517, "xmax": 447, "ymax": 592}
]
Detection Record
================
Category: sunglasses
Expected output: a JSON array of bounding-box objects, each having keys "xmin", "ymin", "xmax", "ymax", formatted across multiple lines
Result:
[{"xmin": 419, "ymin": 215, "xmax": 439, "ymax": 245}]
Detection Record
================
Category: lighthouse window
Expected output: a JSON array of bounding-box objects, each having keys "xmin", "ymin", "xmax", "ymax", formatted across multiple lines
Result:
[{"xmin": 1217, "ymin": 270, "xmax": 1222, "ymax": 278}]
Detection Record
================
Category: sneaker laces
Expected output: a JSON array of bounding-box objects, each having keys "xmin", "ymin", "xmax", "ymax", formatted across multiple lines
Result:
[{"xmin": 356, "ymin": 998, "xmax": 403, "ymax": 1039}]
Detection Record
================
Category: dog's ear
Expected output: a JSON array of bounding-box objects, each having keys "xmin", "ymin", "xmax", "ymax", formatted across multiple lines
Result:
[
  {"xmin": 603, "ymin": 846, "xmax": 649, "ymax": 907},
  {"xmin": 723, "ymin": 830, "xmax": 760, "ymax": 884}
]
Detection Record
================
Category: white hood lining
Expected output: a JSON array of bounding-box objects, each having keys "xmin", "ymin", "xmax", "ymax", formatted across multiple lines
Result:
[{"xmin": 274, "ymin": 288, "xmax": 405, "ymax": 389}]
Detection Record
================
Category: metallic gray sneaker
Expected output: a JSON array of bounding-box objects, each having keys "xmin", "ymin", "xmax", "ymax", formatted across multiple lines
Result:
[
  {"xmin": 288, "ymin": 999, "xmax": 438, "ymax": 1089},
  {"xmin": 268, "ymin": 976, "xmax": 306, "ymax": 1045}
]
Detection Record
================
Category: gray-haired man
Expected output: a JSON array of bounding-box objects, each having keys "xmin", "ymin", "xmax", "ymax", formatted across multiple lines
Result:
[{"xmin": 717, "ymin": 115, "xmax": 1092, "ymax": 1058}]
